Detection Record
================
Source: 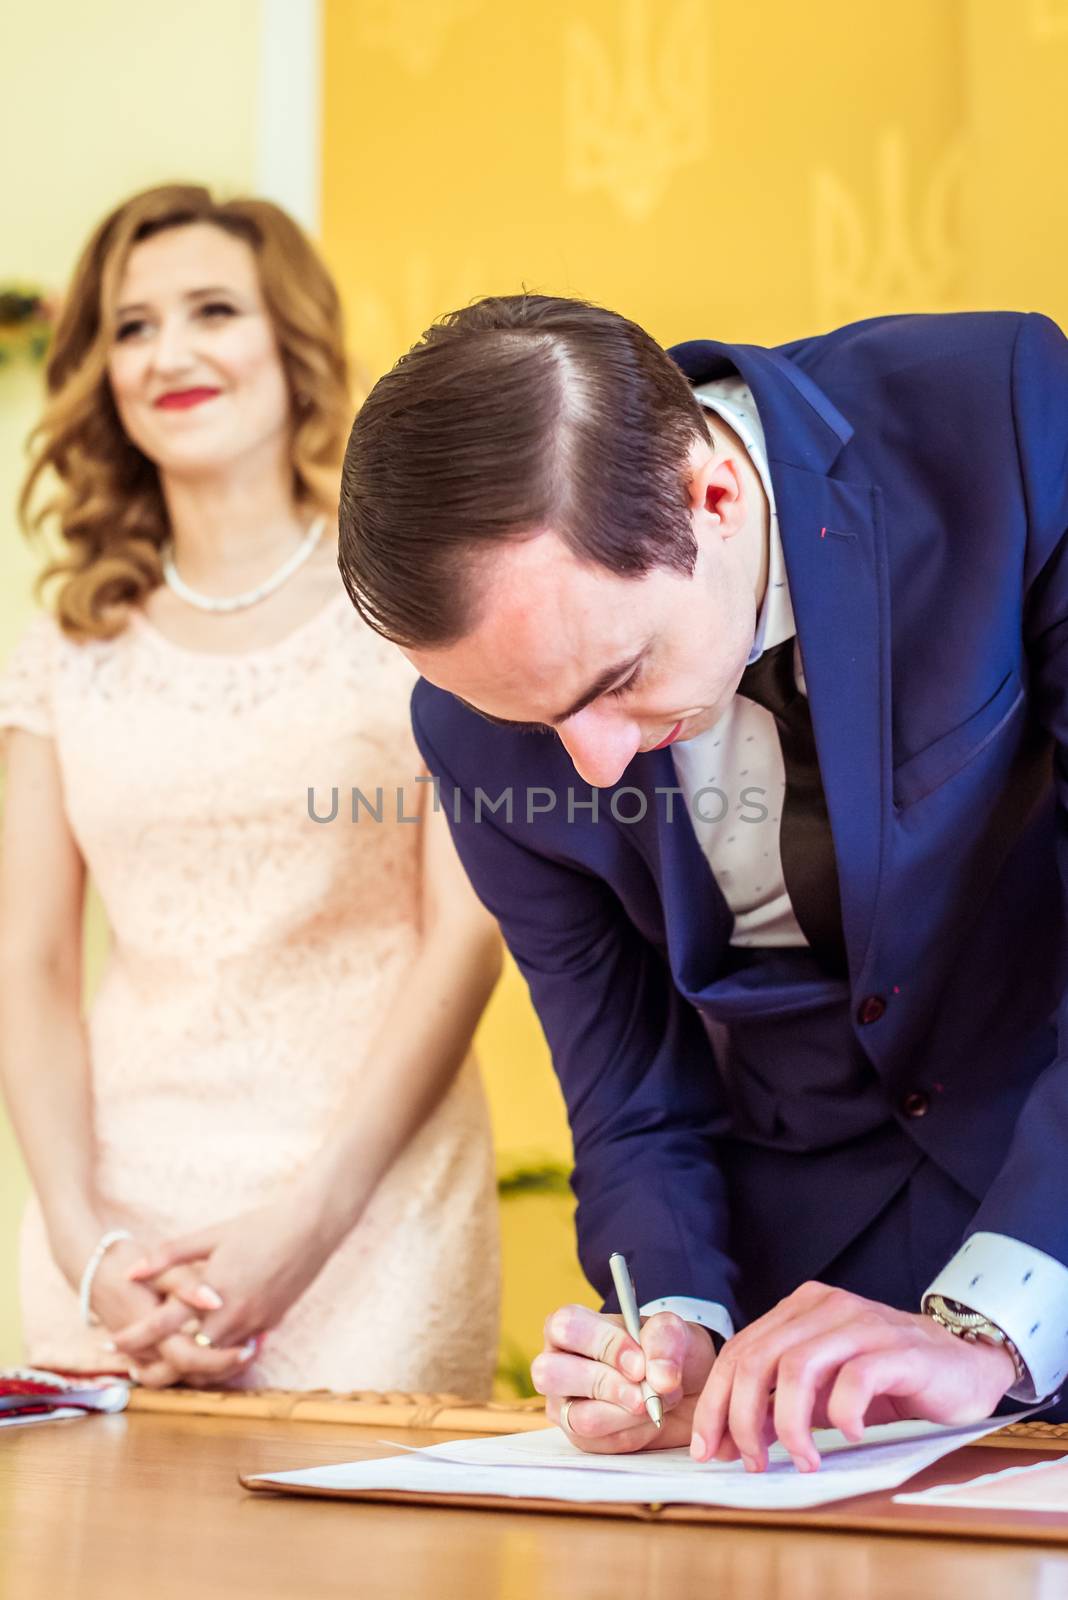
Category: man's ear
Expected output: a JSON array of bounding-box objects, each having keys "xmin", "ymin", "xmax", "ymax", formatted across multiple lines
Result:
[{"xmin": 687, "ymin": 444, "xmax": 747, "ymax": 539}]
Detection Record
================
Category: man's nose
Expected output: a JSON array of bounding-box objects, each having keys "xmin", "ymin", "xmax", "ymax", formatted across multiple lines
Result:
[{"xmin": 557, "ymin": 707, "xmax": 642, "ymax": 788}]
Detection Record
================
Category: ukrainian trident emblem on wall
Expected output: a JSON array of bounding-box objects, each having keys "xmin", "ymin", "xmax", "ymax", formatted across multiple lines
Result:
[{"xmin": 563, "ymin": 0, "xmax": 709, "ymax": 224}]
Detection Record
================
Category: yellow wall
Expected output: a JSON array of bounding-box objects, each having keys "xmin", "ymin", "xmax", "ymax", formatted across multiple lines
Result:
[
  {"xmin": 320, "ymin": 0, "xmax": 1068, "ymax": 356},
  {"xmin": 0, "ymin": 0, "xmax": 263, "ymax": 1362},
  {"xmin": 321, "ymin": 0, "xmax": 1068, "ymax": 1377}
]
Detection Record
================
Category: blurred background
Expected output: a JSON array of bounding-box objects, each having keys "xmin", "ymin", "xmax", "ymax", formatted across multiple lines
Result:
[{"xmin": 2, "ymin": 0, "xmax": 1066, "ymax": 1388}]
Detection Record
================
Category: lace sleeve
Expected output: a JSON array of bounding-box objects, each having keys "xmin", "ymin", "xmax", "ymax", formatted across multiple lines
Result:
[{"xmin": 0, "ymin": 614, "xmax": 58, "ymax": 750}]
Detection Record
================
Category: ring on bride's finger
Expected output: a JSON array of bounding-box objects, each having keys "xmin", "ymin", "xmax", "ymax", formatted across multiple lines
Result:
[
  {"xmin": 560, "ymin": 1398, "xmax": 578, "ymax": 1434},
  {"xmin": 192, "ymin": 1330, "xmax": 214, "ymax": 1349}
]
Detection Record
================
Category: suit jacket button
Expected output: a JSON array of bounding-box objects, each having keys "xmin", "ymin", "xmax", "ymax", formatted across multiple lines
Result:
[
  {"xmin": 901, "ymin": 1090, "xmax": 930, "ymax": 1118},
  {"xmin": 856, "ymin": 994, "xmax": 887, "ymax": 1025}
]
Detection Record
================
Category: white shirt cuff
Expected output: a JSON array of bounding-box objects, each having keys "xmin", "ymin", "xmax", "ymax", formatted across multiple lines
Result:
[
  {"xmin": 923, "ymin": 1231, "xmax": 1068, "ymax": 1403},
  {"xmin": 639, "ymin": 1296, "xmax": 735, "ymax": 1345}
]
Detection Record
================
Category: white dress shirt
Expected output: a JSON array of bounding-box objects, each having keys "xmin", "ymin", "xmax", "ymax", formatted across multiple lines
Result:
[
  {"xmin": 641, "ymin": 376, "xmax": 1068, "ymax": 1403},
  {"xmin": 671, "ymin": 376, "xmax": 807, "ymax": 948}
]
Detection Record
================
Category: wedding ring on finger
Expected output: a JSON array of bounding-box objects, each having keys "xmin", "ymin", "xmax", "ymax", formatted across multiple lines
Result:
[
  {"xmin": 560, "ymin": 1398, "xmax": 578, "ymax": 1434},
  {"xmin": 192, "ymin": 1331, "xmax": 214, "ymax": 1349}
]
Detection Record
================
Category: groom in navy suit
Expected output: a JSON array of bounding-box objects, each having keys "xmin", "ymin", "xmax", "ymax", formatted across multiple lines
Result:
[{"xmin": 338, "ymin": 296, "xmax": 1068, "ymax": 1469}]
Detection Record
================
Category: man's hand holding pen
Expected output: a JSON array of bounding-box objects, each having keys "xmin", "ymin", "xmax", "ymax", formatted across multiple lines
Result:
[{"xmin": 531, "ymin": 1304, "xmax": 716, "ymax": 1454}]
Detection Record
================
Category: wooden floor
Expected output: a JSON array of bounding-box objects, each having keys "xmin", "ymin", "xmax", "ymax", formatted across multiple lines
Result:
[{"xmin": 4, "ymin": 1411, "xmax": 1068, "ymax": 1598}]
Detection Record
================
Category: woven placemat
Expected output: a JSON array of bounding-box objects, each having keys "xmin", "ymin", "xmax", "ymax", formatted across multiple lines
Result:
[
  {"xmin": 978, "ymin": 1420, "xmax": 1068, "ymax": 1451},
  {"xmin": 127, "ymin": 1386, "xmax": 548, "ymax": 1432},
  {"xmin": 124, "ymin": 1390, "xmax": 1068, "ymax": 1446}
]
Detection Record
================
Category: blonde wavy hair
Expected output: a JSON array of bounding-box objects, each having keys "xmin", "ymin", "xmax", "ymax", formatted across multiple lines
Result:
[{"xmin": 19, "ymin": 183, "xmax": 353, "ymax": 639}]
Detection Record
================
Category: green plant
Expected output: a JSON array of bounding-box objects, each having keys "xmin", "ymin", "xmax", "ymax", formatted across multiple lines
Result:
[
  {"xmin": 0, "ymin": 285, "xmax": 54, "ymax": 367},
  {"xmin": 496, "ymin": 1160, "xmax": 572, "ymax": 1199},
  {"xmin": 494, "ymin": 1335, "xmax": 538, "ymax": 1398}
]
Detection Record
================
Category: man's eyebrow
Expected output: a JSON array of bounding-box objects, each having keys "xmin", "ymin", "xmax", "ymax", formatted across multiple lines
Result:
[
  {"xmin": 455, "ymin": 651, "xmax": 645, "ymax": 733},
  {"xmin": 550, "ymin": 652, "xmax": 645, "ymax": 724}
]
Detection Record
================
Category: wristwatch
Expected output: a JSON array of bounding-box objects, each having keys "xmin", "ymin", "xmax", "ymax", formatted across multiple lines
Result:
[{"xmin": 923, "ymin": 1293, "xmax": 1029, "ymax": 1388}]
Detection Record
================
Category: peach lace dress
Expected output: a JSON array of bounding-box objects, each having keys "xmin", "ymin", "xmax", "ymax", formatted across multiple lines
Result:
[{"xmin": 0, "ymin": 592, "xmax": 500, "ymax": 1394}]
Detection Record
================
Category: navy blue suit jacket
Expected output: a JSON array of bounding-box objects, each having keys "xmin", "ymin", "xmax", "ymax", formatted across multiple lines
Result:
[{"xmin": 411, "ymin": 312, "xmax": 1068, "ymax": 1326}]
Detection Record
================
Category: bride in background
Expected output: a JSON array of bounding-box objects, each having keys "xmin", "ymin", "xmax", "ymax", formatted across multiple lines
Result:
[{"xmin": 0, "ymin": 183, "xmax": 501, "ymax": 1394}]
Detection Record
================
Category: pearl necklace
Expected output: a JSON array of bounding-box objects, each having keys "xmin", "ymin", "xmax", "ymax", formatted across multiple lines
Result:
[{"xmin": 161, "ymin": 515, "xmax": 327, "ymax": 614}]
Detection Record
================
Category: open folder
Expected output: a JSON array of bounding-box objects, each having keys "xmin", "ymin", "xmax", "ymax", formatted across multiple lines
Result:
[{"xmin": 244, "ymin": 1408, "xmax": 1041, "ymax": 1515}]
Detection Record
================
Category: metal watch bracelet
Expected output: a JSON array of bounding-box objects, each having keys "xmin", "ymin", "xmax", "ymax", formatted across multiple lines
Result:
[{"xmin": 924, "ymin": 1292, "xmax": 1029, "ymax": 1388}]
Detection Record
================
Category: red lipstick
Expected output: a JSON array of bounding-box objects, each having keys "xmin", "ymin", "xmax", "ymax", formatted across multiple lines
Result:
[{"xmin": 154, "ymin": 387, "xmax": 220, "ymax": 410}]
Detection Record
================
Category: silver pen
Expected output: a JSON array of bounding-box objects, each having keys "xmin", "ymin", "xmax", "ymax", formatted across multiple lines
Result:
[{"xmin": 608, "ymin": 1251, "xmax": 664, "ymax": 1429}]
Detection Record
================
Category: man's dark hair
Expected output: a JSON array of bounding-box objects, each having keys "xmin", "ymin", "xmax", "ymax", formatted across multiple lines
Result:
[{"xmin": 338, "ymin": 294, "xmax": 711, "ymax": 648}]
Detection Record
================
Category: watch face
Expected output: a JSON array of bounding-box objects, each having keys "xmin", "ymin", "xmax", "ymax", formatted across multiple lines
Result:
[{"xmin": 938, "ymin": 1297, "xmax": 986, "ymax": 1328}]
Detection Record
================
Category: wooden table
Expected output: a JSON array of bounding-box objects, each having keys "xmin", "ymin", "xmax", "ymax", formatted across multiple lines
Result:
[{"xmin": 4, "ymin": 1411, "xmax": 1068, "ymax": 1599}]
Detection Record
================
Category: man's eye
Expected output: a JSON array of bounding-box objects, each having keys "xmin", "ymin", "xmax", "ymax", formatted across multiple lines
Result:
[{"xmin": 605, "ymin": 671, "xmax": 639, "ymax": 701}]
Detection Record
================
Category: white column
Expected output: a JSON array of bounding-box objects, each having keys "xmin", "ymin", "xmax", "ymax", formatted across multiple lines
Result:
[{"xmin": 256, "ymin": 0, "xmax": 321, "ymax": 234}]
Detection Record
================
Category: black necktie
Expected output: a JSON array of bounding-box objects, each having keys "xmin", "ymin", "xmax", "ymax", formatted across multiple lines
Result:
[{"xmin": 737, "ymin": 639, "xmax": 848, "ymax": 975}]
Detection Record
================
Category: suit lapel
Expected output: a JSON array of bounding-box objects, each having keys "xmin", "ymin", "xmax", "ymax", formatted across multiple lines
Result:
[
  {"xmin": 615, "ymin": 746, "xmax": 736, "ymax": 997},
  {"xmin": 772, "ymin": 465, "xmax": 891, "ymax": 980}
]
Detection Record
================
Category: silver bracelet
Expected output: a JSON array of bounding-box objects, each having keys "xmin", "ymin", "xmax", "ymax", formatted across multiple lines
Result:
[{"xmin": 78, "ymin": 1229, "xmax": 133, "ymax": 1327}]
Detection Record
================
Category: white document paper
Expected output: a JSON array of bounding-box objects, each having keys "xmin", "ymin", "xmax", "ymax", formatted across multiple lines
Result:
[
  {"xmin": 895, "ymin": 1453, "xmax": 1068, "ymax": 1512},
  {"xmin": 248, "ymin": 1411, "xmax": 1034, "ymax": 1511},
  {"xmin": 0, "ymin": 1407, "xmax": 88, "ymax": 1429}
]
